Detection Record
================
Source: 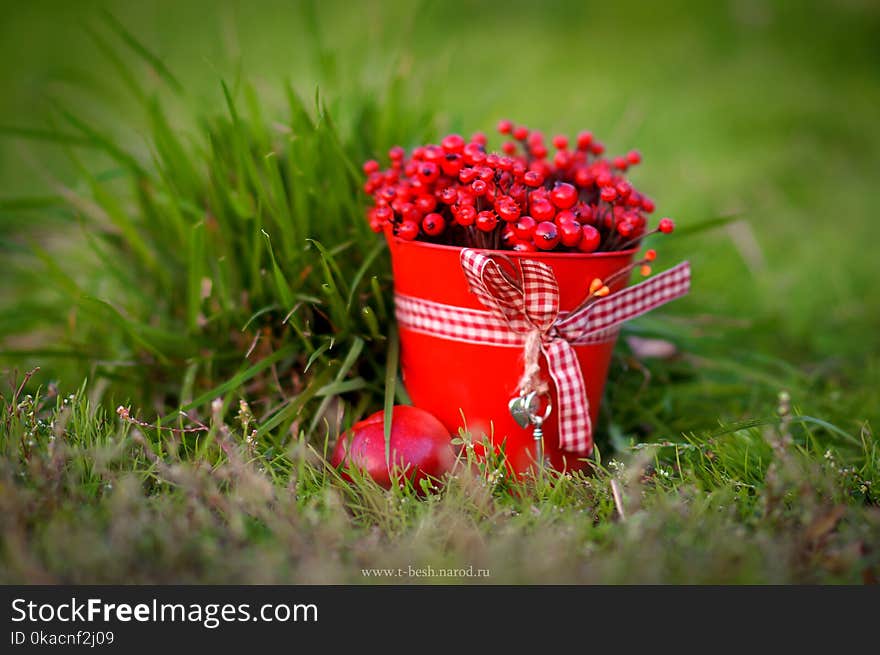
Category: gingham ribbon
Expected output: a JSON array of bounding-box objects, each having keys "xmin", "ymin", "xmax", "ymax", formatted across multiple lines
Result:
[{"xmin": 395, "ymin": 249, "xmax": 691, "ymax": 454}]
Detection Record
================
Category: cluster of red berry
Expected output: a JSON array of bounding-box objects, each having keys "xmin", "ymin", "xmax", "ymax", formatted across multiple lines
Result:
[{"xmin": 362, "ymin": 122, "xmax": 674, "ymax": 253}]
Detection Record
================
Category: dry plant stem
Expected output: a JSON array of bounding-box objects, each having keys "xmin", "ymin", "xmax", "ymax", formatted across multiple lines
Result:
[
  {"xmin": 117, "ymin": 406, "xmax": 209, "ymax": 434},
  {"xmin": 617, "ymin": 227, "xmax": 660, "ymax": 252},
  {"xmin": 569, "ymin": 256, "xmax": 651, "ymax": 316},
  {"xmin": 610, "ymin": 478, "xmax": 627, "ymax": 521}
]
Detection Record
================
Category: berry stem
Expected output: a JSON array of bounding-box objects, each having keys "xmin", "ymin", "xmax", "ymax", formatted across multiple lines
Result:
[{"xmin": 617, "ymin": 227, "xmax": 660, "ymax": 252}]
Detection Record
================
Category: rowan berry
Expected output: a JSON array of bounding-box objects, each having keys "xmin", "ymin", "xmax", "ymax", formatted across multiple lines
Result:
[
  {"xmin": 512, "ymin": 126, "xmax": 529, "ymax": 141},
  {"xmin": 574, "ymin": 167, "xmax": 593, "ymax": 188},
  {"xmin": 533, "ymin": 221, "xmax": 560, "ymax": 250},
  {"xmin": 576, "ymin": 131, "xmax": 593, "ymax": 150},
  {"xmin": 496, "ymin": 198, "xmax": 521, "ymax": 222},
  {"xmin": 456, "ymin": 205, "xmax": 476, "ymax": 226},
  {"xmin": 523, "ymin": 170, "xmax": 544, "ymax": 187},
  {"xmin": 497, "ymin": 119, "xmax": 513, "ymax": 135},
  {"xmin": 422, "ymin": 213, "xmax": 445, "ymax": 236},
  {"xmin": 530, "ymin": 198, "xmax": 556, "ymax": 222},
  {"xmin": 415, "ymin": 194, "xmax": 436, "ymax": 213},
  {"xmin": 513, "ymin": 215, "xmax": 537, "ymax": 240},
  {"xmin": 441, "ymin": 134, "xmax": 465, "ymax": 154},
  {"xmin": 578, "ymin": 225, "xmax": 601, "ymax": 252},
  {"xmin": 659, "ymin": 217, "xmax": 675, "ymax": 233},
  {"xmin": 438, "ymin": 186, "xmax": 458, "ymax": 205},
  {"xmin": 476, "ymin": 211, "xmax": 498, "ymax": 232},
  {"xmin": 550, "ymin": 182, "xmax": 578, "ymax": 209},
  {"xmin": 363, "ymin": 159, "xmax": 380, "ymax": 174},
  {"xmin": 558, "ymin": 220, "xmax": 582, "ymax": 247},
  {"xmin": 417, "ymin": 162, "xmax": 440, "ymax": 184},
  {"xmin": 441, "ymin": 153, "xmax": 464, "ymax": 177},
  {"xmin": 397, "ymin": 220, "xmax": 419, "ymax": 240},
  {"xmin": 600, "ymin": 186, "xmax": 618, "ymax": 202}
]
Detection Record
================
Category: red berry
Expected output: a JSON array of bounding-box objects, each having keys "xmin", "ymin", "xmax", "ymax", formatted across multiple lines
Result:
[
  {"xmin": 456, "ymin": 204, "xmax": 476, "ymax": 226},
  {"xmin": 533, "ymin": 221, "xmax": 560, "ymax": 250},
  {"xmin": 511, "ymin": 239, "xmax": 537, "ymax": 252},
  {"xmin": 414, "ymin": 194, "xmax": 437, "ymax": 213},
  {"xmin": 502, "ymin": 142, "xmax": 518, "ymax": 155},
  {"xmin": 423, "ymin": 145, "xmax": 443, "ymax": 162},
  {"xmin": 531, "ymin": 198, "xmax": 556, "ymax": 222},
  {"xmin": 578, "ymin": 225, "xmax": 601, "ymax": 252},
  {"xmin": 523, "ymin": 170, "xmax": 545, "ymax": 187},
  {"xmin": 552, "ymin": 134, "xmax": 568, "ymax": 150},
  {"xmin": 476, "ymin": 210, "xmax": 498, "ymax": 232},
  {"xmin": 645, "ymin": 248, "xmax": 657, "ymax": 262},
  {"xmin": 615, "ymin": 181, "xmax": 632, "ymax": 199},
  {"xmin": 513, "ymin": 215, "xmax": 537, "ymax": 240},
  {"xmin": 397, "ymin": 220, "xmax": 419, "ymax": 240},
  {"xmin": 574, "ymin": 167, "xmax": 594, "ymax": 188},
  {"xmin": 576, "ymin": 131, "xmax": 593, "ymax": 150},
  {"xmin": 374, "ymin": 206, "xmax": 393, "ymax": 223},
  {"xmin": 417, "ymin": 162, "xmax": 440, "ymax": 184},
  {"xmin": 400, "ymin": 202, "xmax": 420, "ymax": 223},
  {"xmin": 613, "ymin": 156, "xmax": 629, "ymax": 171},
  {"xmin": 363, "ymin": 159, "xmax": 380, "ymax": 174},
  {"xmin": 626, "ymin": 150, "xmax": 642, "ymax": 165},
  {"xmin": 617, "ymin": 219, "xmax": 635, "ymax": 237},
  {"xmin": 531, "ymin": 143, "xmax": 548, "ymax": 159},
  {"xmin": 438, "ymin": 186, "xmax": 458, "ymax": 204},
  {"xmin": 512, "ymin": 126, "xmax": 529, "ymax": 141},
  {"xmin": 496, "ymin": 198, "xmax": 521, "ymax": 222},
  {"xmin": 596, "ymin": 170, "xmax": 613, "ymax": 187},
  {"xmin": 441, "ymin": 134, "xmax": 465, "ymax": 154},
  {"xmin": 388, "ymin": 146, "xmax": 405, "ymax": 161},
  {"xmin": 554, "ymin": 149, "xmax": 573, "ymax": 169},
  {"xmin": 497, "ymin": 119, "xmax": 513, "ymax": 135},
  {"xmin": 440, "ymin": 153, "xmax": 463, "ymax": 177},
  {"xmin": 554, "ymin": 210, "xmax": 578, "ymax": 229},
  {"xmin": 600, "ymin": 186, "xmax": 618, "ymax": 202},
  {"xmin": 658, "ymin": 217, "xmax": 675, "ymax": 233},
  {"xmin": 641, "ymin": 197, "xmax": 656, "ymax": 213},
  {"xmin": 590, "ymin": 141, "xmax": 605, "ymax": 155},
  {"xmin": 572, "ymin": 203, "xmax": 591, "ymax": 224},
  {"xmin": 422, "ymin": 213, "xmax": 445, "ymax": 236},
  {"xmin": 558, "ymin": 220, "xmax": 582, "ymax": 248},
  {"xmin": 471, "ymin": 179, "xmax": 488, "ymax": 195},
  {"xmin": 550, "ymin": 182, "xmax": 578, "ymax": 209}
]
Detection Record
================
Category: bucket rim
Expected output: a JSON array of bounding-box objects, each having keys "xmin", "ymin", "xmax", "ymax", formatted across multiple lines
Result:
[{"xmin": 387, "ymin": 235, "xmax": 640, "ymax": 260}]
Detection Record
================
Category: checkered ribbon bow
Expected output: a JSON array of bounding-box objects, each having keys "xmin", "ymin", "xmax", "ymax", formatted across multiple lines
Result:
[{"xmin": 394, "ymin": 249, "xmax": 691, "ymax": 454}]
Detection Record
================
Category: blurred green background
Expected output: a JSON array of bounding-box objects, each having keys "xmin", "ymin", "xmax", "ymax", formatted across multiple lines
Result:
[{"xmin": 1, "ymin": 0, "xmax": 878, "ymax": 420}]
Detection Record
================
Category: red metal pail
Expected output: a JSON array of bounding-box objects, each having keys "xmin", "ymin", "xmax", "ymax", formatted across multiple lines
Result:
[{"xmin": 388, "ymin": 236, "xmax": 635, "ymax": 473}]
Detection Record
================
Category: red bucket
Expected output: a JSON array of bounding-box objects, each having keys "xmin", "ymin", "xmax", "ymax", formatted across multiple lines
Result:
[{"xmin": 388, "ymin": 236, "xmax": 636, "ymax": 474}]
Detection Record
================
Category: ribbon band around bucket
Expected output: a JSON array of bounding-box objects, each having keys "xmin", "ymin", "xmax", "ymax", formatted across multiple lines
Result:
[{"xmin": 394, "ymin": 248, "xmax": 691, "ymax": 455}]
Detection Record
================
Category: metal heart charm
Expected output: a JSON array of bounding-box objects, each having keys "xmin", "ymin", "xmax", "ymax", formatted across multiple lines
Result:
[{"xmin": 508, "ymin": 391, "xmax": 539, "ymax": 429}]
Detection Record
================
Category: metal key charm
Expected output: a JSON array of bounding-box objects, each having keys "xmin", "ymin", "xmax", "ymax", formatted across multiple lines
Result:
[{"xmin": 508, "ymin": 392, "xmax": 552, "ymax": 468}]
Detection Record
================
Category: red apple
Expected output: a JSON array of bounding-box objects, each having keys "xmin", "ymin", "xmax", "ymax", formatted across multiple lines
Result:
[{"xmin": 331, "ymin": 406, "xmax": 454, "ymax": 489}]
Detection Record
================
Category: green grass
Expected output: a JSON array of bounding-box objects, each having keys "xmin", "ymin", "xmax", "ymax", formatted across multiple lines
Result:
[{"xmin": 1, "ymin": 0, "xmax": 878, "ymax": 583}]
